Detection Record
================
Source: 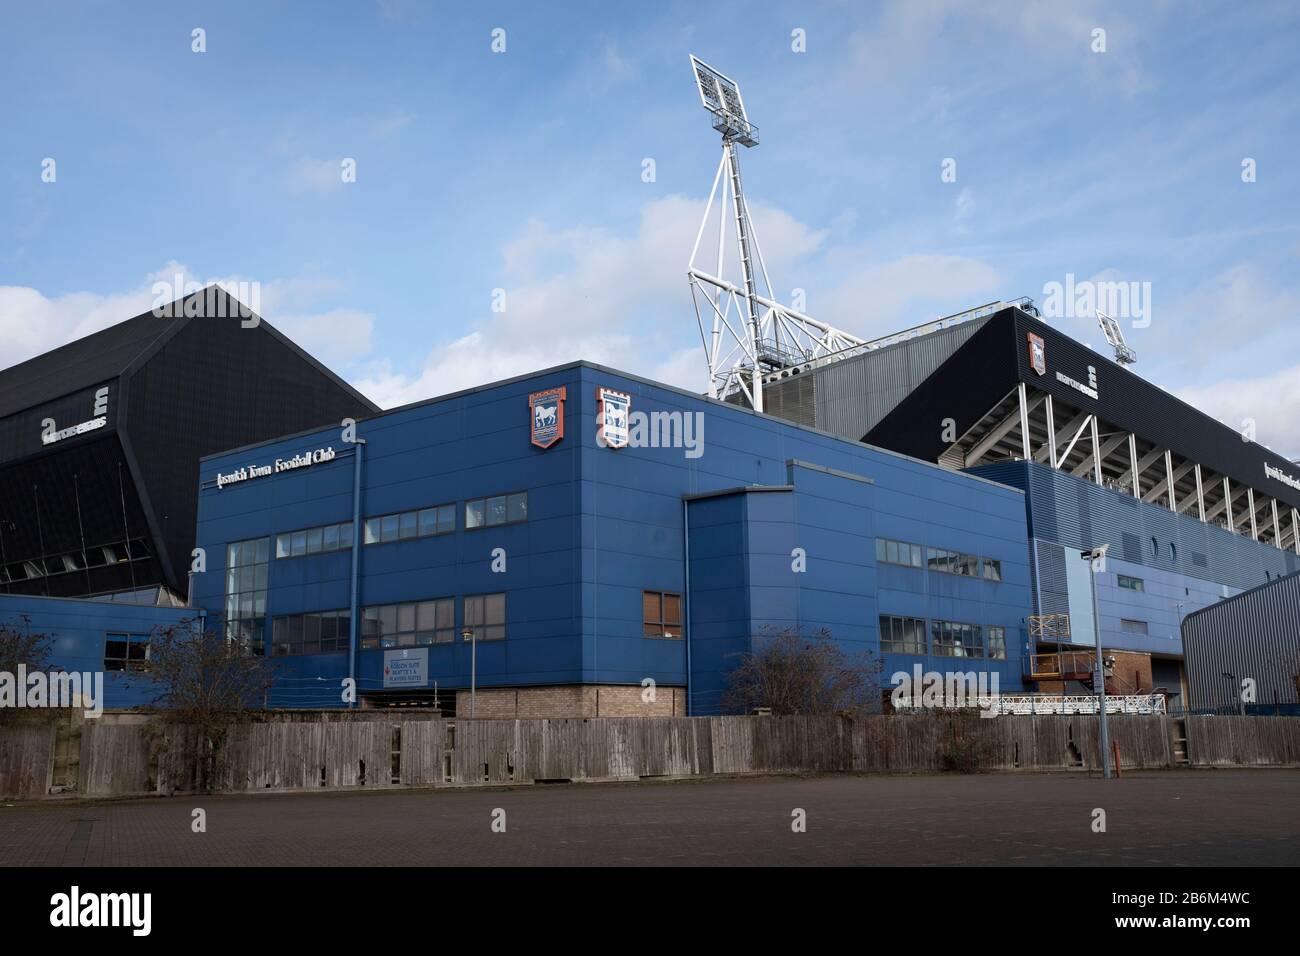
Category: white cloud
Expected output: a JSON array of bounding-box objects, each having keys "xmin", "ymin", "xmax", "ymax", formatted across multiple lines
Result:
[
  {"xmin": 840, "ymin": 0, "xmax": 1146, "ymax": 94},
  {"xmin": 288, "ymin": 157, "xmax": 346, "ymax": 193},
  {"xmin": 354, "ymin": 196, "xmax": 1005, "ymax": 408},
  {"xmin": 819, "ymin": 252, "xmax": 1002, "ymax": 334},
  {"xmin": 0, "ymin": 266, "xmax": 377, "ymax": 384},
  {"xmin": 1176, "ymin": 364, "xmax": 1300, "ymax": 461}
]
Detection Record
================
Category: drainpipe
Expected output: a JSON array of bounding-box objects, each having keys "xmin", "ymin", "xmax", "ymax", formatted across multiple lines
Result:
[
  {"xmin": 347, "ymin": 439, "xmax": 367, "ymax": 709},
  {"xmin": 682, "ymin": 498, "xmax": 693, "ymax": 717}
]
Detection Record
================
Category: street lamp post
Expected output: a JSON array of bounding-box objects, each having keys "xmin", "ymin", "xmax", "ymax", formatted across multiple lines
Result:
[
  {"xmin": 1084, "ymin": 544, "xmax": 1113, "ymax": 779},
  {"xmin": 1221, "ymin": 672, "xmax": 1244, "ymax": 716},
  {"xmin": 463, "ymin": 627, "xmax": 476, "ymax": 718}
]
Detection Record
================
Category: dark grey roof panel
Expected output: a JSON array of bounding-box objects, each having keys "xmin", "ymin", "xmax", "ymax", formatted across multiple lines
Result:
[
  {"xmin": 0, "ymin": 307, "xmax": 180, "ymax": 418},
  {"xmin": 762, "ymin": 314, "xmax": 993, "ymax": 441}
]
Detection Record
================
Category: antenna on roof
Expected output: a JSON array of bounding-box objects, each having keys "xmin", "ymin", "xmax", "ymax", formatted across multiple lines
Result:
[
  {"xmin": 686, "ymin": 55, "xmax": 866, "ymax": 412},
  {"xmin": 1096, "ymin": 311, "xmax": 1137, "ymax": 366}
]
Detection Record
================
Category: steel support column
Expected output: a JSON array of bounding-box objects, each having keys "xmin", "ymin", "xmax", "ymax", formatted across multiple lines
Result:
[
  {"xmin": 1164, "ymin": 450, "xmax": 1176, "ymax": 512},
  {"xmin": 1017, "ymin": 383, "xmax": 1031, "ymax": 460},
  {"xmin": 1045, "ymin": 394, "xmax": 1057, "ymax": 469},
  {"xmin": 1090, "ymin": 416, "xmax": 1102, "ymax": 485},
  {"xmin": 1128, "ymin": 433, "xmax": 1139, "ymax": 497}
]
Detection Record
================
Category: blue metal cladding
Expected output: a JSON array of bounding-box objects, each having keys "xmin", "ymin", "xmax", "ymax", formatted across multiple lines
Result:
[
  {"xmin": 969, "ymin": 460, "xmax": 1296, "ymax": 658},
  {"xmin": 0, "ymin": 594, "xmax": 194, "ymax": 709},
  {"xmin": 191, "ymin": 362, "xmax": 1034, "ymax": 713}
]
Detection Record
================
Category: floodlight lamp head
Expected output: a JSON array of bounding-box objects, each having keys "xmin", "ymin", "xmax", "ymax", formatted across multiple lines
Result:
[
  {"xmin": 1096, "ymin": 310, "xmax": 1137, "ymax": 366},
  {"xmin": 690, "ymin": 54, "xmax": 759, "ymax": 147}
]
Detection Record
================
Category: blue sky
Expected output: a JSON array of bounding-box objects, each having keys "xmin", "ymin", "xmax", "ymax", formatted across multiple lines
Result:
[{"xmin": 3, "ymin": 0, "xmax": 1299, "ymax": 454}]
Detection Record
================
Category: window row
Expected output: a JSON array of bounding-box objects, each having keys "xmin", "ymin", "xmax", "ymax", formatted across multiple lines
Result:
[
  {"xmin": 276, "ymin": 521, "xmax": 354, "ymax": 559},
  {"xmin": 878, "ymin": 615, "xmax": 1007, "ymax": 660},
  {"xmin": 271, "ymin": 493, "xmax": 529, "ymax": 559},
  {"xmin": 363, "ymin": 504, "xmax": 455, "ymax": 545},
  {"xmin": 361, "ymin": 598, "xmax": 456, "ymax": 649},
  {"xmin": 2, "ymin": 538, "xmax": 152, "ymax": 584},
  {"xmin": 465, "ymin": 493, "xmax": 528, "ymax": 529},
  {"xmin": 876, "ymin": 539, "xmax": 1002, "ymax": 582},
  {"xmin": 1117, "ymin": 574, "xmax": 1144, "ymax": 592},
  {"xmin": 875, "ymin": 538, "xmax": 924, "ymax": 568},
  {"xmin": 361, "ymin": 593, "xmax": 505, "ymax": 650},
  {"xmin": 272, "ymin": 610, "xmax": 352, "ymax": 656}
]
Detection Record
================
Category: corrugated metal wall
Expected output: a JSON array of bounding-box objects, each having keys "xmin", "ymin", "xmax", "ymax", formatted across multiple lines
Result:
[
  {"xmin": 762, "ymin": 317, "xmax": 991, "ymax": 440},
  {"xmin": 971, "ymin": 460, "xmax": 1298, "ymax": 592},
  {"xmin": 1182, "ymin": 572, "xmax": 1300, "ymax": 710}
]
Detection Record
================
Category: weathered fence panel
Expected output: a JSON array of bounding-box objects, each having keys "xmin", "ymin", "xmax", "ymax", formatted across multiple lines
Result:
[
  {"xmin": 0, "ymin": 720, "xmax": 56, "ymax": 799},
  {"xmin": 4, "ymin": 713, "xmax": 1299, "ymax": 799},
  {"xmin": 81, "ymin": 722, "xmax": 152, "ymax": 796}
]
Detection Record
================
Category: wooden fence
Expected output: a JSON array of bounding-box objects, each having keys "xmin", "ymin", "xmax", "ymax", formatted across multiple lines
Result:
[{"xmin": 2, "ymin": 711, "xmax": 1298, "ymax": 800}]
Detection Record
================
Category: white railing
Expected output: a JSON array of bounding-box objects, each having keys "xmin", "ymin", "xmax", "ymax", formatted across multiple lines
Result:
[{"xmin": 892, "ymin": 694, "xmax": 1167, "ymax": 716}]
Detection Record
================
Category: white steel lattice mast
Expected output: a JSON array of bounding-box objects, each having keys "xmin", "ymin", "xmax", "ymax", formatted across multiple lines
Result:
[{"xmin": 687, "ymin": 55, "xmax": 866, "ymax": 412}]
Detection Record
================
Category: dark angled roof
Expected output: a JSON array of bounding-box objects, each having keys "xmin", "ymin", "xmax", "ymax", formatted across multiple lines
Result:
[
  {"xmin": 0, "ymin": 307, "xmax": 180, "ymax": 419},
  {"xmin": 0, "ymin": 287, "xmax": 379, "ymax": 420}
]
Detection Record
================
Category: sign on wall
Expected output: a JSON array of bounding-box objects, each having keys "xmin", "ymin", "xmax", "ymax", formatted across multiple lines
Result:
[
  {"xmin": 1027, "ymin": 333, "xmax": 1046, "ymax": 376},
  {"xmin": 596, "ymin": 386, "xmax": 631, "ymax": 449},
  {"xmin": 40, "ymin": 385, "xmax": 110, "ymax": 445},
  {"xmin": 528, "ymin": 386, "xmax": 566, "ymax": 449},
  {"xmin": 383, "ymin": 648, "xmax": 428, "ymax": 689},
  {"xmin": 214, "ymin": 445, "xmax": 337, "ymax": 489}
]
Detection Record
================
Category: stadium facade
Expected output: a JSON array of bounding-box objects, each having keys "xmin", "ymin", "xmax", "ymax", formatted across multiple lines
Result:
[
  {"xmin": 191, "ymin": 362, "xmax": 1032, "ymax": 713},
  {"xmin": 5, "ymin": 295, "xmax": 1297, "ymax": 714},
  {"xmin": 0, "ymin": 288, "xmax": 377, "ymax": 605},
  {"xmin": 760, "ymin": 302, "xmax": 1300, "ymax": 704}
]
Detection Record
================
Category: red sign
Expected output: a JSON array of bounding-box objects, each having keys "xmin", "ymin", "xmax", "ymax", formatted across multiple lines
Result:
[
  {"xmin": 1027, "ymin": 333, "xmax": 1046, "ymax": 376},
  {"xmin": 529, "ymin": 387, "xmax": 566, "ymax": 449}
]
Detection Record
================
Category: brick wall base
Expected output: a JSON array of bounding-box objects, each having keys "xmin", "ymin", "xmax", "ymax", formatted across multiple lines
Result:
[{"xmin": 454, "ymin": 684, "xmax": 687, "ymax": 719}]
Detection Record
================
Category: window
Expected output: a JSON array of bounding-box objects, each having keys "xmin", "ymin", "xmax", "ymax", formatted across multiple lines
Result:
[
  {"xmin": 931, "ymin": 620, "xmax": 984, "ymax": 658},
  {"xmin": 643, "ymin": 591, "xmax": 683, "ymax": 639},
  {"xmin": 418, "ymin": 505, "xmax": 456, "ymax": 537},
  {"xmin": 271, "ymin": 610, "xmax": 352, "ymax": 656},
  {"xmin": 276, "ymin": 521, "xmax": 354, "ymax": 559},
  {"xmin": 224, "ymin": 537, "xmax": 269, "ymax": 653},
  {"xmin": 364, "ymin": 504, "xmax": 455, "ymax": 545},
  {"xmin": 879, "ymin": 615, "xmax": 926, "ymax": 654},
  {"xmin": 927, "ymin": 547, "xmax": 980, "ymax": 577},
  {"xmin": 104, "ymin": 632, "xmax": 150, "ymax": 672},
  {"xmin": 360, "ymin": 599, "xmax": 455, "ymax": 650},
  {"xmin": 875, "ymin": 538, "xmax": 923, "ymax": 568},
  {"xmin": 0, "ymin": 536, "xmax": 150, "ymax": 585},
  {"xmin": 465, "ymin": 493, "xmax": 528, "ymax": 530},
  {"xmin": 986, "ymin": 626, "xmax": 1007, "ymax": 660},
  {"xmin": 463, "ymin": 593, "xmax": 506, "ymax": 642},
  {"xmin": 982, "ymin": 559, "xmax": 1003, "ymax": 582},
  {"xmin": 1120, "ymin": 619, "xmax": 1149, "ymax": 635},
  {"xmin": 1117, "ymin": 574, "xmax": 1144, "ymax": 592}
]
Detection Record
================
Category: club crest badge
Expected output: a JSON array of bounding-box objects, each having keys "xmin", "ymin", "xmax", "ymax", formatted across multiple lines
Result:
[
  {"xmin": 596, "ymin": 387, "xmax": 631, "ymax": 449},
  {"xmin": 1027, "ymin": 332, "xmax": 1047, "ymax": 376},
  {"xmin": 529, "ymin": 387, "xmax": 566, "ymax": 449}
]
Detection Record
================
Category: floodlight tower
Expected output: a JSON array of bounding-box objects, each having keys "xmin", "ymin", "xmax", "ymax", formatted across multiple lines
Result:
[
  {"xmin": 687, "ymin": 55, "xmax": 865, "ymax": 412},
  {"xmin": 1097, "ymin": 311, "xmax": 1137, "ymax": 366}
]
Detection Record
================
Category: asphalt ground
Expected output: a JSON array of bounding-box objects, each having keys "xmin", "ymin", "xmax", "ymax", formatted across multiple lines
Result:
[{"xmin": 2, "ymin": 768, "xmax": 1295, "ymax": 867}]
